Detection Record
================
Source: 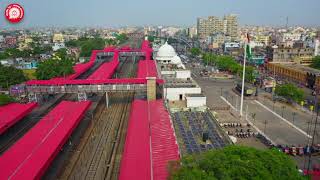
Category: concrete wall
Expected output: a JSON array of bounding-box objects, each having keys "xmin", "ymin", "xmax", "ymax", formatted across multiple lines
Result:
[
  {"xmin": 164, "ymin": 87, "xmax": 201, "ymax": 101},
  {"xmin": 176, "ymin": 70, "xmax": 191, "ymax": 79},
  {"xmin": 186, "ymin": 96, "xmax": 207, "ymax": 108}
]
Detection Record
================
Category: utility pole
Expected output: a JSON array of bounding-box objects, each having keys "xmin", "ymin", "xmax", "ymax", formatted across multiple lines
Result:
[
  {"xmin": 240, "ymin": 34, "xmax": 249, "ymax": 116},
  {"xmin": 292, "ymin": 112, "xmax": 297, "ymax": 125},
  {"xmin": 264, "ymin": 119, "xmax": 267, "ymax": 134},
  {"xmin": 307, "ymin": 87, "xmax": 319, "ymax": 172}
]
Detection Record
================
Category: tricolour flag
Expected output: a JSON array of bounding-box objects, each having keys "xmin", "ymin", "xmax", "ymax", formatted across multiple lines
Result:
[{"xmin": 246, "ymin": 33, "xmax": 252, "ymax": 60}]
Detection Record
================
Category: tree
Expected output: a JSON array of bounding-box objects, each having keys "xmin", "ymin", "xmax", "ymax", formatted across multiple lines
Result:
[
  {"xmin": 115, "ymin": 33, "xmax": 128, "ymax": 44},
  {"xmin": 244, "ymin": 66, "xmax": 256, "ymax": 82},
  {"xmin": 170, "ymin": 146, "xmax": 305, "ymax": 180},
  {"xmin": 0, "ymin": 94, "xmax": 15, "ymax": 106},
  {"xmin": 310, "ymin": 56, "xmax": 320, "ymax": 70},
  {"xmin": 190, "ymin": 48, "xmax": 201, "ymax": 57},
  {"xmin": 0, "ymin": 64, "xmax": 27, "ymax": 89},
  {"xmin": 55, "ymin": 48, "xmax": 68, "ymax": 59},
  {"xmin": 275, "ymin": 83, "xmax": 304, "ymax": 103},
  {"xmin": 147, "ymin": 36, "xmax": 155, "ymax": 42},
  {"xmin": 35, "ymin": 58, "xmax": 74, "ymax": 80}
]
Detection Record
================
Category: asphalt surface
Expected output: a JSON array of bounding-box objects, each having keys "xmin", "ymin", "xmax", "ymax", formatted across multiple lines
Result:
[{"xmin": 188, "ymin": 63, "xmax": 318, "ymax": 146}]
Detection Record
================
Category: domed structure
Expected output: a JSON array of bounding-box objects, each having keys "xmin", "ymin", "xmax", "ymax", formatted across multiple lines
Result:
[
  {"xmin": 156, "ymin": 42, "xmax": 177, "ymax": 62},
  {"xmin": 171, "ymin": 55, "xmax": 181, "ymax": 65}
]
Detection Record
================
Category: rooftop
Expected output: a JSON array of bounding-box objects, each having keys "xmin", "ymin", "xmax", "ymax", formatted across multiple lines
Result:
[{"xmin": 270, "ymin": 62, "xmax": 320, "ymax": 75}]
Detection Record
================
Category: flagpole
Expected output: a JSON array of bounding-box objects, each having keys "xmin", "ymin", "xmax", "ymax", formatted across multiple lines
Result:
[{"xmin": 240, "ymin": 41, "xmax": 247, "ymax": 117}]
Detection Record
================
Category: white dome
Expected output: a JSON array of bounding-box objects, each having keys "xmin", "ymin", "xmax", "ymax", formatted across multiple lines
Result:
[
  {"xmin": 171, "ymin": 55, "xmax": 182, "ymax": 65},
  {"xmin": 156, "ymin": 42, "xmax": 177, "ymax": 60}
]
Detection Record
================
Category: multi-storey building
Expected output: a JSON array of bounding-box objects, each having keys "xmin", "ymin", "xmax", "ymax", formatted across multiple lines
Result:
[
  {"xmin": 272, "ymin": 47, "xmax": 314, "ymax": 63},
  {"xmin": 197, "ymin": 14, "xmax": 238, "ymax": 41},
  {"xmin": 223, "ymin": 14, "xmax": 238, "ymax": 41},
  {"xmin": 315, "ymin": 39, "xmax": 320, "ymax": 56}
]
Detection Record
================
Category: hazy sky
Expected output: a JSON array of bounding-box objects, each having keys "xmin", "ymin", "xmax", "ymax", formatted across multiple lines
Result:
[{"xmin": 1, "ymin": 0, "xmax": 319, "ymax": 28}]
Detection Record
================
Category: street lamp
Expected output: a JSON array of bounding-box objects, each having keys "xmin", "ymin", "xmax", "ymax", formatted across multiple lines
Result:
[
  {"xmin": 264, "ymin": 119, "xmax": 267, "ymax": 134},
  {"xmin": 273, "ymin": 100, "xmax": 276, "ymax": 111},
  {"xmin": 292, "ymin": 112, "xmax": 297, "ymax": 125},
  {"xmin": 251, "ymin": 113, "xmax": 256, "ymax": 122},
  {"xmin": 281, "ymin": 105, "xmax": 286, "ymax": 117}
]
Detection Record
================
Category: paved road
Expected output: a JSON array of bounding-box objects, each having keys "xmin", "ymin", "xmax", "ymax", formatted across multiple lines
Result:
[{"xmin": 190, "ymin": 64, "xmax": 317, "ymax": 146}]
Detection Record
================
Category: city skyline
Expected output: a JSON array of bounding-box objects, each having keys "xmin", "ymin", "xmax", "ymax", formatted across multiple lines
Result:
[{"xmin": 0, "ymin": 0, "xmax": 320, "ymax": 28}]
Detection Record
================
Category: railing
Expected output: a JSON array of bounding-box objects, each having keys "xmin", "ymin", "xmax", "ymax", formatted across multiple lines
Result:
[{"xmin": 26, "ymin": 84, "xmax": 147, "ymax": 94}]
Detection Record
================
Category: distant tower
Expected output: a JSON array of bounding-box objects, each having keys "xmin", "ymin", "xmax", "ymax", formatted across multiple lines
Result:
[{"xmin": 286, "ymin": 16, "xmax": 289, "ymax": 29}]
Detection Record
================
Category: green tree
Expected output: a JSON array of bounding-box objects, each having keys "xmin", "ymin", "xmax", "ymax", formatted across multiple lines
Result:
[
  {"xmin": 170, "ymin": 146, "xmax": 305, "ymax": 180},
  {"xmin": 35, "ymin": 58, "xmax": 74, "ymax": 80},
  {"xmin": 0, "ymin": 64, "xmax": 27, "ymax": 89},
  {"xmin": 244, "ymin": 66, "xmax": 256, "ymax": 82},
  {"xmin": 147, "ymin": 36, "xmax": 155, "ymax": 42},
  {"xmin": 310, "ymin": 56, "xmax": 320, "ymax": 70},
  {"xmin": 55, "ymin": 48, "xmax": 68, "ymax": 59},
  {"xmin": 0, "ymin": 94, "xmax": 15, "ymax": 106},
  {"xmin": 275, "ymin": 83, "xmax": 305, "ymax": 103},
  {"xmin": 115, "ymin": 33, "xmax": 128, "ymax": 44},
  {"xmin": 190, "ymin": 48, "xmax": 201, "ymax": 57}
]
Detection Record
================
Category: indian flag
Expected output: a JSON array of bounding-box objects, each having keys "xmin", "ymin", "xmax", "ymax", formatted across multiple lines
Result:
[{"xmin": 246, "ymin": 33, "xmax": 252, "ymax": 60}]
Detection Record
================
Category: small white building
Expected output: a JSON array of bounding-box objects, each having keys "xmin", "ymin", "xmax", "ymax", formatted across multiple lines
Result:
[
  {"xmin": 315, "ymin": 39, "xmax": 320, "ymax": 56},
  {"xmin": 164, "ymin": 79, "xmax": 202, "ymax": 101},
  {"xmin": 52, "ymin": 42, "xmax": 65, "ymax": 51},
  {"xmin": 186, "ymin": 94, "xmax": 207, "ymax": 108}
]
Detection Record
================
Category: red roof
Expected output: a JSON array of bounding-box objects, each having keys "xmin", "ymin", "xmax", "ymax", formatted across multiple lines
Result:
[
  {"xmin": 119, "ymin": 100, "xmax": 151, "ymax": 180},
  {"xmin": 141, "ymin": 40, "xmax": 150, "ymax": 49},
  {"xmin": 87, "ymin": 59, "xmax": 119, "ymax": 80},
  {"xmin": 51, "ymin": 61, "xmax": 94, "ymax": 80},
  {"xmin": 119, "ymin": 99, "xmax": 179, "ymax": 180},
  {"xmin": 0, "ymin": 100, "xmax": 91, "ymax": 180},
  {"xmin": 0, "ymin": 103, "xmax": 37, "ymax": 135},
  {"xmin": 137, "ymin": 60, "xmax": 158, "ymax": 78},
  {"xmin": 149, "ymin": 100, "xmax": 180, "ymax": 180}
]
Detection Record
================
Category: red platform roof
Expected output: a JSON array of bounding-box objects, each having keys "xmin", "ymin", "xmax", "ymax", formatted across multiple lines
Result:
[
  {"xmin": 51, "ymin": 61, "xmax": 94, "ymax": 80},
  {"xmin": 0, "ymin": 100, "xmax": 91, "ymax": 180},
  {"xmin": 119, "ymin": 99, "xmax": 180, "ymax": 180},
  {"xmin": 119, "ymin": 100, "xmax": 151, "ymax": 180},
  {"xmin": 137, "ymin": 60, "xmax": 158, "ymax": 78},
  {"xmin": 149, "ymin": 100, "xmax": 180, "ymax": 180},
  {"xmin": 0, "ymin": 103, "xmax": 37, "ymax": 135},
  {"xmin": 141, "ymin": 40, "xmax": 150, "ymax": 49},
  {"xmin": 87, "ymin": 59, "xmax": 119, "ymax": 80}
]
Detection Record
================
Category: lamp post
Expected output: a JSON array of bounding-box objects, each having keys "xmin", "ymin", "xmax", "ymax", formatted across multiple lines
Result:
[
  {"xmin": 264, "ymin": 119, "xmax": 267, "ymax": 134},
  {"xmin": 273, "ymin": 100, "xmax": 276, "ymax": 111},
  {"xmin": 292, "ymin": 112, "xmax": 297, "ymax": 125},
  {"xmin": 281, "ymin": 106, "xmax": 286, "ymax": 117}
]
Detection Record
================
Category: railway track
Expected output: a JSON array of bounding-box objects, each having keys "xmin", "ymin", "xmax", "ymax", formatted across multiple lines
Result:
[
  {"xmin": 58, "ymin": 53, "xmax": 137, "ymax": 180},
  {"xmin": 0, "ymin": 93, "xmax": 76, "ymax": 155},
  {"xmin": 59, "ymin": 92, "xmax": 133, "ymax": 180}
]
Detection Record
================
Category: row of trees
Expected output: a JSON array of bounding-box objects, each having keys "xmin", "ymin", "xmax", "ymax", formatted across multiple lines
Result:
[
  {"xmin": 0, "ymin": 46, "xmax": 52, "ymax": 60},
  {"xmin": 170, "ymin": 146, "xmax": 305, "ymax": 180},
  {"xmin": 310, "ymin": 56, "xmax": 320, "ymax": 70},
  {"xmin": 203, "ymin": 53, "xmax": 256, "ymax": 82},
  {"xmin": 0, "ymin": 64, "xmax": 27, "ymax": 89},
  {"xmin": 66, "ymin": 34, "xmax": 128, "ymax": 57},
  {"xmin": 189, "ymin": 47, "xmax": 201, "ymax": 57},
  {"xmin": 0, "ymin": 94, "xmax": 15, "ymax": 106},
  {"xmin": 35, "ymin": 49, "xmax": 74, "ymax": 80},
  {"xmin": 275, "ymin": 83, "xmax": 305, "ymax": 103},
  {"xmin": 66, "ymin": 37, "xmax": 107, "ymax": 57}
]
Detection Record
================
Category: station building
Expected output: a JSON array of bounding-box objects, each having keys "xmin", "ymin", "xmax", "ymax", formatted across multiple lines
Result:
[{"xmin": 154, "ymin": 42, "xmax": 206, "ymax": 108}]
